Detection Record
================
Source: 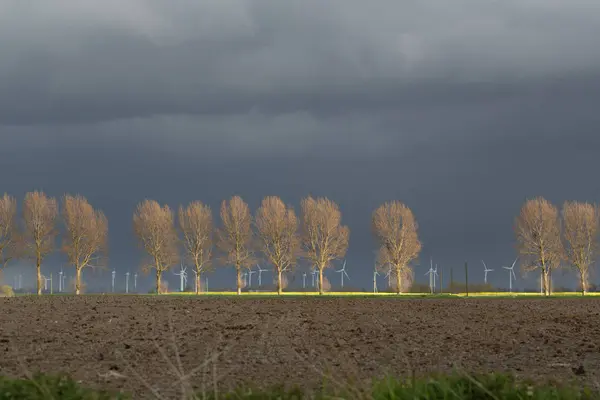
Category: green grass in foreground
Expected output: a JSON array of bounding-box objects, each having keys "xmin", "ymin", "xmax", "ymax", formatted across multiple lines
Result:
[{"xmin": 0, "ymin": 373, "xmax": 596, "ymax": 400}]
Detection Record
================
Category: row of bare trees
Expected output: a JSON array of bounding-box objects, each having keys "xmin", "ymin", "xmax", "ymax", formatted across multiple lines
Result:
[
  {"xmin": 0, "ymin": 192, "xmax": 108, "ymax": 295},
  {"xmin": 133, "ymin": 196, "xmax": 351, "ymax": 295},
  {"xmin": 133, "ymin": 196, "xmax": 422, "ymax": 295},
  {"xmin": 0, "ymin": 190, "xmax": 422, "ymax": 295},
  {"xmin": 515, "ymin": 197, "xmax": 599, "ymax": 295}
]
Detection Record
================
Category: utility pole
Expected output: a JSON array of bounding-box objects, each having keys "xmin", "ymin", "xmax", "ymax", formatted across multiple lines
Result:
[{"xmin": 465, "ymin": 261, "xmax": 469, "ymax": 297}]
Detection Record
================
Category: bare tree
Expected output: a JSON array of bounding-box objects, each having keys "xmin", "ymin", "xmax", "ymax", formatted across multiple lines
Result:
[
  {"xmin": 0, "ymin": 194, "xmax": 20, "ymax": 276},
  {"xmin": 217, "ymin": 196, "xmax": 254, "ymax": 295},
  {"xmin": 61, "ymin": 194, "xmax": 108, "ymax": 295},
  {"xmin": 255, "ymin": 196, "xmax": 300, "ymax": 295},
  {"xmin": 300, "ymin": 196, "xmax": 349, "ymax": 295},
  {"xmin": 515, "ymin": 197, "xmax": 563, "ymax": 296},
  {"xmin": 562, "ymin": 201, "xmax": 599, "ymax": 295},
  {"xmin": 23, "ymin": 191, "xmax": 58, "ymax": 295},
  {"xmin": 178, "ymin": 201, "xmax": 213, "ymax": 294},
  {"xmin": 372, "ymin": 201, "xmax": 422, "ymax": 294},
  {"xmin": 133, "ymin": 200, "xmax": 179, "ymax": 294}
]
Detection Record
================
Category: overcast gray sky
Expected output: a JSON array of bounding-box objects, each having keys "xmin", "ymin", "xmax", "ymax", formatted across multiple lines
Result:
[{"xmin": 1, "ymin": 0, "xmax": 600, "ymax": 292}]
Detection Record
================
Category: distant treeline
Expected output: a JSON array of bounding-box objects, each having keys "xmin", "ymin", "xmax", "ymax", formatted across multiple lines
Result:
[{"xmin": 0, "ymin": 193, "xmax": 597, "ymax": 296}]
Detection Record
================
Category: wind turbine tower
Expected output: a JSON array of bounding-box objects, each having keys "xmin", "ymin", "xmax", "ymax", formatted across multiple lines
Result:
[
  {"xmin": 125, "ymin": 272, "xmax": 130, "ymax": 294},
  {"xmin": 247, "ymin": 267, "xmax": 256, "ymax": 288},
  {"xmin": 256, "ymin": 264, "xmax": 267, "ymax": 287},
  {"xmin": 336, "ymin": 260, "xmax": 350, "ymax": 288},
  {"xmin": 111, "ymin": 269, "xmax": 116, "ymax": 293},
  {"xmin": 134, "ymin": 273, "xmax": 138, "ymax": 292},
  {"xmin": 373, "ymin": 270, "xmax": 380, "ymax": 293},
  {"xmin": 173, "ymin": 263, "xmax": 188, "ymax": 292},
  {"xmin": 503, "ymin": 258, "xmax": 518, "ymax": 293},
  {"xmin": 302, "ymin": 272, "xmax": 307, "ymax": 289},
  {"xmin": 59, "ymin": 268, "xmax": 63, "ymax": 292},
  {"xmin": 425, "ymin": 259, "xmax": 435, "ymax": 294},
  {"xmin": 482, "ymin": 260, "xmax": 493, "ymax": 284}
]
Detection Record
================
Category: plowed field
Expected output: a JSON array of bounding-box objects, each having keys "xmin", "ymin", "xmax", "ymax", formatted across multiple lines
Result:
[{"xmin": 1, "ymin": 296, "xmax": 599, "ymax": 398}]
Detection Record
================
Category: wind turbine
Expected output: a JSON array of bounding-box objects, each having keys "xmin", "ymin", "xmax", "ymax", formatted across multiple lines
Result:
[
  {"xmin": 302, "ymin": 272, "xmax": 307, "ymax": 289},
  {"xmin": 42, "ymin": 275, "xmax": 52, "ymax": 293},
  {"xmin": 385, "ymin": 265, "xmax": 392, "ymax": 288},
  {"xmin": 59, "ymin": 268, "xmax": 63, "ymax": 292},
  {"xmin": 242, "ymin": 271, "xmax": 248, "ymax": 287},
  {"xmin": 425, "ymin": 262, "xmax": 435, "ymax": 294},
  {"xmin": 125, "ymin": 272, "xmax": 130, "ymax": 294},
  {"xmin": 482, "ymin": 260, "xmax": 493, "ymax": 284},
  {"xmin": 173, "ymin": 263, "xmax": 188, "ymax": 292},
  {"xmin": 373, "ymin": 270, "xmax": 380, "ymax": 293},
  {"xmin": 247, "ymin": 267, "xmax": 256, "ymax": 288},
  {"xmin": 503, "ymin": 258, "xmax": 518, "ymax": 293},
  {"xmin": 336, "ymin": 260, "xmax": 349, "ymax": 288},
  {"xmin": 134, "ymin": 273, "xmax": 138, "ymax": 292},
  {"xmin": 191, "ymin": 269, "xmax": 199, "ymax": 293},
  {"xmin": 310, "ymin": 268, "xmax": 317, "ymax": 288},
  {"xmin": 111, "ymin": 269, "xmax": 116, "ymax": 293},
  {"xmin": 256, "ymin": 264, "xmax": 267, "ymax": 287}
]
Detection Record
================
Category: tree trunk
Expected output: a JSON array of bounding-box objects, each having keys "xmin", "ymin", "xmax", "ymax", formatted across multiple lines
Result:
[
  {"xmin": 580, "ymin": 269, "xmax": 587, "ymax": 296},
  {"xmin": 237, "ymin": 266, "xmax": 242, "ymax": 295},
  {"xmin": 196, "ymin": 272, "xmax": 201, "ymax": 295},
  {"xmin": 542, "ymin": 269, "xmax": 550, "ymax": 296},
  {"xmin": 36, "ymin": 252, "xmax": 42, "ymax": 296},
  {"xmin": 156, "ymin": 270, "xmax": 162, "ymax": 294},
  {"xmin": 319, "ymin": 268, "xmax": 324, "ymax": 295},
  {"xmin": 396, "ymin": 267, "xmax": 402, "ymax": 295},
  {"xmin": 75, "ymin": 267, "xmax": 82, "ymax": 295},
  {"xmin": 277, "ymin": 269, "xmax": 283, "ymax": 295}
]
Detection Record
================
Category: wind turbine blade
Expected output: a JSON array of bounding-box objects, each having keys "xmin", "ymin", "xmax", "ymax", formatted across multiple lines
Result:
[
  {"xmin": 344, "ymin": 270, "xmax": 350, "ymax": 280},
  {"xmin": 511, "ymin": 257, "xmax": 518, "ymax": 269},
  {"xmin": 512, "ymin": 269, "xmax": 517, "ymax": 280},
  {"xmin": 343, "ymin": 260, "xmax": 346, "ymax": 270},
  {"xmin": 482, "ymin": 260, "xmax": 488, "ymax": 270}
]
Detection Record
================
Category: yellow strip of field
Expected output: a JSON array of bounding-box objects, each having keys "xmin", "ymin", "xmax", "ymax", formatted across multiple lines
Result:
[{"xmin": 163, "ymin": 291, "xmax": 599, "ymax": 296}]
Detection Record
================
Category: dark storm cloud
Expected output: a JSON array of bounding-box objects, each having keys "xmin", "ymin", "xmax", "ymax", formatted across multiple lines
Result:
[
  {"xmin": 1, "ymin": 1, "xmax": 600, "ymax": 291},
  {"xmin": 1, "ymin": 0, "xmax": 600, "ymax": 126}
]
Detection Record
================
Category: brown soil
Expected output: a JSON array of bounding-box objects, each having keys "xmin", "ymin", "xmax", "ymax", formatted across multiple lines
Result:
[{"xmin": 1, "ymin": 296, "xmax": 600, "ymax": 398}]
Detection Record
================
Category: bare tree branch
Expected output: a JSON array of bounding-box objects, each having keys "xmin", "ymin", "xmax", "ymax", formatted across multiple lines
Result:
[
  {"xmin": 372, "ymin": 201, "xmax": 421, "ymax": 294},
  {"xmin": 217, "ymin": 196, "xmax": 254, "ymax": 295},
  {"xmin": 178, "ymin": 201, "xmax": 213, "ymax": 294},
  {"xmin": 133, "ymin": 200, "xmax": 179, "ymax": 294},
  {"xmin": 255, "ymin": 196, "xmax": 300, "ymax": 295},
  {"xmin": 62, "ymin": 194, "xmax": 108, "ymax": 295},
  {"xmin": 562, "ymin": 201, "xmax": 599, "ymax": 295},
  {"xmin": 0, "ymin": 194, "xmax": 21, "ymax": 275},
  {"xmin": 515, "ymin": 197, "xmax": 564, "ymax": 296},
  {"xmin": 300, "ymin": 196, "xmax": 349, "ymax": 294},
  {"xmin": 23, "ymin": 191, "xmax": 58, "ymax": 295}
]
